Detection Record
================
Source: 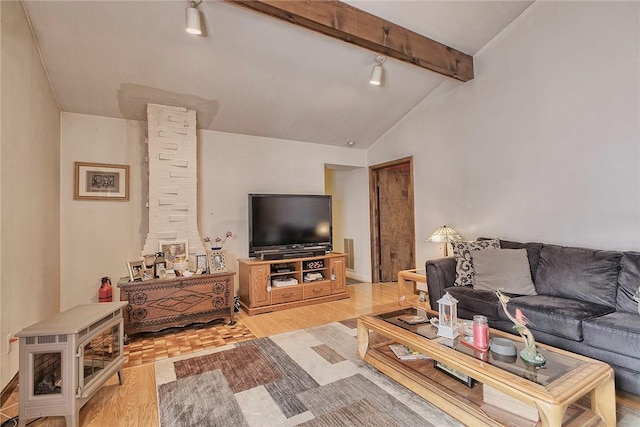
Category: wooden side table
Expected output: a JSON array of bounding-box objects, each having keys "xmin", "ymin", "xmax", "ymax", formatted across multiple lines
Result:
[{"xmin": 397, "ymin": 268, "xmax": 428, "ymax": 306}]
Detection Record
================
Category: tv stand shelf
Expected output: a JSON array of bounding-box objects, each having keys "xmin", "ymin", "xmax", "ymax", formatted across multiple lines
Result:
[{"xmin": 238, "ymin": 252, "xmax": 348, "ymax": 315}]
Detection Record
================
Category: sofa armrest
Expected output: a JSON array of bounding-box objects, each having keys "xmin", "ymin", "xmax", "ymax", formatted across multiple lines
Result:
[{"xmin": 426, "ymin": 257, "xmax": 457, "ymax": 309}]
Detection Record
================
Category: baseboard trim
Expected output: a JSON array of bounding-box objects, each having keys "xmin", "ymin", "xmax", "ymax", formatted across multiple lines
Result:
[
  {"xmin": 346, "ymin": 273, "xmax": 369, "ymax": 283},
  {"xmin": 1, "ymin": 372, "xmax": 18, "ymax": 407}
]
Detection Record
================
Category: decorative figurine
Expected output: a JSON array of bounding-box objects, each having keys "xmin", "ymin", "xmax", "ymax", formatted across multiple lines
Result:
[
  {"xmin": 495, "ymin": 289, "xmax": 546, "ymax": 366},
  {"xmin": 436, "ymin": 292, "xmax": 459, "ymax": 339}
]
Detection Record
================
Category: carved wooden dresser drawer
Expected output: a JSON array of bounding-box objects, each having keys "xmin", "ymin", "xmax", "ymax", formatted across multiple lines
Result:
[{"xmin": 118, "ymin": 272, "xmax": 235, "ymax": 336}]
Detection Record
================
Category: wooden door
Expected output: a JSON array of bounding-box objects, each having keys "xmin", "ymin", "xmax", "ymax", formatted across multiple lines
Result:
[{"xmin": 370, "ymin": 158, "xmax": 415, "ymax": 282}]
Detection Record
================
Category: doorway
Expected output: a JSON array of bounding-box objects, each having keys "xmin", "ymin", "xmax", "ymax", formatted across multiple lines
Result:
[{"xmin": 369, "ymin": 157, "xmax": 415, "ymax": 282}]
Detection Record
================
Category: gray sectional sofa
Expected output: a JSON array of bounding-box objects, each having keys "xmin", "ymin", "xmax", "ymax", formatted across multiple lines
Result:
[{"xmin": 425, "ymin": 239, "xmax": 640, "ymax": 395}]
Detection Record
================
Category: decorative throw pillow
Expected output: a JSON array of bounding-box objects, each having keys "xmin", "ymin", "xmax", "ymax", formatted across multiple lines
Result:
[
  {"xmin": 471, "ymin": 249, "xmax": 537, "ymax": 295},
  {"xmin": 451, "ymin": 239, "xmax": 500, "ymax": 286}
]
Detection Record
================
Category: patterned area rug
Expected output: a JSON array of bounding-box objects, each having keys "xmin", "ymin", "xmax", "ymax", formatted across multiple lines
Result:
[
  {"xmin": 155, "ymin": 320, "xmax": 640, "ymax": 427},
  {"xmin": 155, "ymin": 320, "xmax": 461, "ymax": 426}
]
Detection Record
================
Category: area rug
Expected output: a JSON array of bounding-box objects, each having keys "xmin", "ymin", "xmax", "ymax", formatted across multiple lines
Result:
[
  {"xmin": 155, "ymin": 320, "xmax": 640, "ymax": 427},
  {"xmin": 155, "ymin": 320, "xmax": 461, "ymax": 426}
]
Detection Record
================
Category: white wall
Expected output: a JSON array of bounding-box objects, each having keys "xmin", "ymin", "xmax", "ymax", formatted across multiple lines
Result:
[
  {"xmin": 197, "ymin": 130, "xmax": 367, "ymax": 283},
  {"xmin": 59, "ymin": 114, "xmax": 367, "ymax": 309},
  {"xmin": 60, "ymin": 114, "xmax": 147, "ymax": 310},
  {"xmin": 1, "ymin": 1, "xmax": 61, "ymax": 389},
  {"xmin": 368, "ymin": 1, "xmax": 640, "ymax": 266},
  {"xmin": 326, "ymin": 167, "xmax": 372, "ymax": 281}
]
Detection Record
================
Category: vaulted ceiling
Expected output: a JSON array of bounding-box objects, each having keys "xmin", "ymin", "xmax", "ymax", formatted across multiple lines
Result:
[{"xmin": 22, "ymin": 0, "xmax": 534, "ymax": 148}]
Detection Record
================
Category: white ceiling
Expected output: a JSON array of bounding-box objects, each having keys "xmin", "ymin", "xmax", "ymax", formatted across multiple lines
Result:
[{"xmin": 22, "ymin": 0, "xmax": 534, "ymax": 149}]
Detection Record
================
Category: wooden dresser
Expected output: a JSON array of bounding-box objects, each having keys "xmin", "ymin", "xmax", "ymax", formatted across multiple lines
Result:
[{"xmin": 118, "ymin": 272, "xmax": 235, "ymax": 336}]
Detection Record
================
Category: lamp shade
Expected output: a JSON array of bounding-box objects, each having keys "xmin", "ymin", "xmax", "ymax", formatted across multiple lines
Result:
[
  {"xmin": 426, "ymin": 226, "xmax": 464, "ymax": 243},
  {"xmin": 369, "ymin": 64, "xmax": 382, "ymax": 85},
  {"xmin": 186, "ymin": 6, "xmax": 202, "ymax": 35}
]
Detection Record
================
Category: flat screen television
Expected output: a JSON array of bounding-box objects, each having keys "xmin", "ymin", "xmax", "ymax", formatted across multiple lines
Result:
[{"xmin": 248, "ymin": 193, "xmax": 332, "ymax": 258}]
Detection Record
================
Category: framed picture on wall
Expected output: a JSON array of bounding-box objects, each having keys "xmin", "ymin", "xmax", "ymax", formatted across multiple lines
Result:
[{"xmin": 74, "ymin": 162, "xmax": 129, "ymax": 201}]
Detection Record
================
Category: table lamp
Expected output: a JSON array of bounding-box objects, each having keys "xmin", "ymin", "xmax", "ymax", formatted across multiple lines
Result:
[{"xmin": 426, "ymin": 225, "xmax": 464, "ymax": 257}]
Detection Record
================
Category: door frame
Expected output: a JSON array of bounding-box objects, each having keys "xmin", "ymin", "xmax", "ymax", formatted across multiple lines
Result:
[{"xmin": 369, "ymin": 156, "xmax": 415, "ymax": 283}]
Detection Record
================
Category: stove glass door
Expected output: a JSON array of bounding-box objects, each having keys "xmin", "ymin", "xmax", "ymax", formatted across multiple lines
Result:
[{"xmin": 81, "ymin": 324, "xmax": 121, "ymax": 387}]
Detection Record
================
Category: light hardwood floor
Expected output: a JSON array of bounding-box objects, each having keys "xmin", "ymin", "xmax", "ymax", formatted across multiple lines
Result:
[
  {"xmin": 0, "ymin": 281, "xmax": 412, "ymax": 427},
  {"xmin": 2, "ymin": 281, "xmax": 639, "ymax": 426}
]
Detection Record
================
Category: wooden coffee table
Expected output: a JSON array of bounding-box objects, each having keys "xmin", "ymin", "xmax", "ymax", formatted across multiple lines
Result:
[{"xmin": 357, "ymin": 307, "xmax": 616, "ymax": 427}]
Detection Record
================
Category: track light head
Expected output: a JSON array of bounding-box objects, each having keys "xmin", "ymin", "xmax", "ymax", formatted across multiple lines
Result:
[
  {"xmin": 369, "ymin": 55, "xmax": 386, "ymax": 86},
  {"xmin": 370, "ymin": 65, "xmax": 382, "ymax": 85},
  {"xmin": 186, "ymin": 1, "xmax": 202, "ymax": 35}
]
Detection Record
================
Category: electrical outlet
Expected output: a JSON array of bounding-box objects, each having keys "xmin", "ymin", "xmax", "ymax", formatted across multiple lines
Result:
[{"xmin": 7, "ymin": 333, "xmax": 12, "ymax": 354}]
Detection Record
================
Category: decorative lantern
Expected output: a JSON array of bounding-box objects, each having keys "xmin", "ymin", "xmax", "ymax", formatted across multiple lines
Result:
[{"xmin": 437, "ymin": 292, "xmax": 459, "ymax": 339}]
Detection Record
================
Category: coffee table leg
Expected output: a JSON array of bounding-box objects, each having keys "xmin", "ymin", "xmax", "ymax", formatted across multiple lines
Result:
[
  {"xmin": 591, "ymin": 373, "xmax": 616, "ymax": 426},
  {"xmin": 356, "ymin": 319, "xmax": 369, "ymax": 359},
  {"xmin": 536, "ymin": 401, "xmax": 567, "ymax": 427}
]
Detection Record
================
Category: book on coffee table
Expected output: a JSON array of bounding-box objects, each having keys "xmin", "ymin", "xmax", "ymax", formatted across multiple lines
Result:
[{"xmin": 389, "ymin": 344, "xmax": 430, "ymax": 361}]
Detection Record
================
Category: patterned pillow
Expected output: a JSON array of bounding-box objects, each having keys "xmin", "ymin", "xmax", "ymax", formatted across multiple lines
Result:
[{"xmin": 451, "ymin": 239, "xmax": 500, "ymax": 286}]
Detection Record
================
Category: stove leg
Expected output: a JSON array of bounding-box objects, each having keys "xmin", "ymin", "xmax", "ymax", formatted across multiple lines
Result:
[{"xmin": 65, "ymin": 411, "xmax": 79, "ymax": 427}]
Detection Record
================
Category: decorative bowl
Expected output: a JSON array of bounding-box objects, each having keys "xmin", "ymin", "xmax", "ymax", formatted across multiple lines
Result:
[{"xmin": 490, "ymin": 337, "xmax": 517, "ymax": 356}]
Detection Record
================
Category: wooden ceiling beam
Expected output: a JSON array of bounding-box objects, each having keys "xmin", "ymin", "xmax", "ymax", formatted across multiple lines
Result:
[{"xmin": 226, "ymin": 0, "xmax": 474, "ymax": 82}]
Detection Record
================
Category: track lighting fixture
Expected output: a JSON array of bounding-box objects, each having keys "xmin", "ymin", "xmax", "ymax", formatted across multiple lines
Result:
[
  {"xmin": 186, "ymin": 0, "xmax": 202, "ymax": 35},
  {"xmin": 369, "ymin": 55, "xmax": 386, "ymax": 86}
]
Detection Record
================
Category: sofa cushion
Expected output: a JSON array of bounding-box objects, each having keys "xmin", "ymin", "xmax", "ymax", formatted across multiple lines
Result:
[
  {"xmin": 617, "ymin": 252, "xmax": 640, "ymax": 313},
  {"xmin": 496, "ymin": 295, "xmax": 614, "ymax": 341},
  {"xmin": 471, "ymin": 249, "xmax": 536, "ymax": 295},
  {"xmin": 583, "ymin": 312, "xmax": 640, "ymax": 359},
  {"xmin": 534, "ymin": 244, "xmax": 621, "ymax": 309},
  {"xmin": 445, "ymin": 286, "xmax": 502, "ymax": 319},
  {"xmin": 499, "ymin": 240, "xmax": 543, "ymax": 280},
  {"xmin": 451, "ymin": 239, "xmax": 500, "ymax": 286}
]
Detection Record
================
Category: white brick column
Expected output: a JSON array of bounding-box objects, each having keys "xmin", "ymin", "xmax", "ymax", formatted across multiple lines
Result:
[{"xmin": 142, "ymin": 103, "xmax": 205, "ymax": 258}]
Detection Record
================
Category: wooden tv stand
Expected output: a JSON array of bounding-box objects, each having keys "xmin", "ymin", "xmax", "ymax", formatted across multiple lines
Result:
[{"xmin": 238, "ymin": 252, "xmax": 348, "ymax": 315}]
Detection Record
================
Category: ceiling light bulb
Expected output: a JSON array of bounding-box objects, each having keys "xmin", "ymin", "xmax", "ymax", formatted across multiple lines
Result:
[
  {"xmin": 186, "ymin": 5, "xmax": 202, "ymax": 35},
  {"xmin": 369, "ymin": 65, "xmax": 382, "ymax": 85}
]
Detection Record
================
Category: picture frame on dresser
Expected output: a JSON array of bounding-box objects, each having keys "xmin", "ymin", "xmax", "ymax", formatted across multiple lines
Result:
[
  {"xmin": 74, "ymin": 162, "xmax": 129, "ymax": 201},
  {"xmin": 159, "ymin": 240, "xmax": 188, "ymax": 268},
  {"xmin": 207, "ymin": 251, "xmax": 227, "ymax": 273},
  {"xmin": 196, "ymin": 254, "xmax": 208, "ymax": 273},
  {"xmin": 127, "ymin": 260, "xmax": 145, "ymax": 281},
  {"xmin": 141, "ymin": 268, "xmax": 154, "ymax": 281}
]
